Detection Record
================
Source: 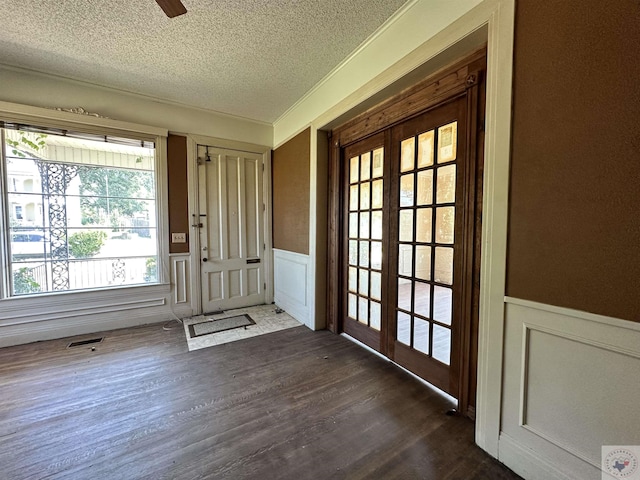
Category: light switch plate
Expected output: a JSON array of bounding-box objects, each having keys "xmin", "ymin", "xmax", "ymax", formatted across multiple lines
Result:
[{"xmin": 171, "ymin": 232, "xmax": 187, "ymax": 243}]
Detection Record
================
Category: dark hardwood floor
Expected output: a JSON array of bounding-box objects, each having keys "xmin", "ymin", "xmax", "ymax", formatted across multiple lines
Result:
[{"xmin": 0, "ymin": 323, "xmax": 521, "ymax": 479}]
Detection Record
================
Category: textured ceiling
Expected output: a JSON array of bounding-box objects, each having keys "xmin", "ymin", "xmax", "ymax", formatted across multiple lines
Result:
[{"xmin": 0, "ymin": 0, "xmax": 409, "ymax": 123}]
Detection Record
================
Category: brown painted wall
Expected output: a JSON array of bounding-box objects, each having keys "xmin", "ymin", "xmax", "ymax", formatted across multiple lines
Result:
[
  {"xmin": 167, "ymin": 134, "xmax": 189, "ymax": 254},
  {"xmin": 507, "ymin": 1, "xmax": 640, "ymax": 322},
  {"xmin": 272, "ymin": 128, "xmax": 310, "ymax": 254}
]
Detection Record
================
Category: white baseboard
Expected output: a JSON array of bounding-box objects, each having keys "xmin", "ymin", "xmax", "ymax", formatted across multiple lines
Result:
[{"xmin": 499, "ymin": 433, "xmax": 574, "ymax": 480}]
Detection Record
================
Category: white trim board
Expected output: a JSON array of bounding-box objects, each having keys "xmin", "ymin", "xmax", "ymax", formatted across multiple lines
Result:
[
  {"xmin": 0, "ymin": 309, "xmax": 176, "ymax": 349},
  {"xmin": 499, "ymin": 433, "xmax": 575, "ymax": 480},
  {"xmin": 0, "ymin": 99, "xmax": 167, "ymax": 139},
  {"xmin": 0, "ymin": 283, "xmax": 176, "ymax": 348},
  {"xmin": 472, "ymin": 0, "xmax": 515, "ymax": 457},
  {"xmin": 505, "ymin": 296, "xmax": 640, "ymax": 332}
]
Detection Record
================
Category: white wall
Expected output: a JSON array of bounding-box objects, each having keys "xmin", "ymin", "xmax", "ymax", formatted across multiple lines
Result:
[
  {"xmin": 170, "ymin": 253, "xmax": 192, "ymax": 317},
  {"xmin": 0, "ymin": 66, "xmax": 273, "ymax": 146}
]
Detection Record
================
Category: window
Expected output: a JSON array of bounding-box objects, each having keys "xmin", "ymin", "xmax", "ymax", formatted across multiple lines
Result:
[{"xmin": 2, "ymin": 125, "xmax": 160, "ymax": 296}]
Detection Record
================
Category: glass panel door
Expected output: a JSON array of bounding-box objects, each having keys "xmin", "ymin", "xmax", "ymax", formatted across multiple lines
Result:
[
  {"xmin": 389, "ymin": 97, "xmax": 467, "ymax": 397},
  {"xmin": 342, "ymin": 132, "xmax": 387, "ymax": 352},
  {"xmin": 396, "ymin": 122, "xmax": 456, "ymax": 363},
  {"xmin": 333, "ymin": 55, "xmax": 486, "ymax": 413},
  {"xmin": 340, "ymin": 97, "xmax": 473, "ymax": 398}
]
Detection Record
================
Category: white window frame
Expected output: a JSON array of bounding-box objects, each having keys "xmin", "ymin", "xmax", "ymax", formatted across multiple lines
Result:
[{"xmin": 0, "ymin": 100, "xmax": 169, "ymax": 299}]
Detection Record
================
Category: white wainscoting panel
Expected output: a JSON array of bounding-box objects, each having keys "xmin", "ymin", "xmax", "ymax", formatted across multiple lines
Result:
[
  {"xmin": 0, "ymin": 284, "xmax": 174, "ymax": 348},
  {"xmin": 273, "ymin": 249, "xmax": 309, "ymax": 328},
  {"xmin": 172, "ymin": 256, "xmax": 189, "ymax": 304},
  {"xmin": 500, "ymin": 298, "xmax": 640, "ymax": 480},
  {"xmin": 169, "ymin": 253, "xmax": 193, "ymax": 318}
]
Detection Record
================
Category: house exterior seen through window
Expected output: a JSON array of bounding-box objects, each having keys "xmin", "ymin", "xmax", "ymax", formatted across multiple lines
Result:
[{"xmin": 2, "ymin": 127, "xmax": 159, "ymax": 296}]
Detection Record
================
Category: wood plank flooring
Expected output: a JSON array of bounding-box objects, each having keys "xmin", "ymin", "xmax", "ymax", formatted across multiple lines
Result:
[{"xmin": 0, "ymin": 323, "xmax": 521, "ymax": 479}]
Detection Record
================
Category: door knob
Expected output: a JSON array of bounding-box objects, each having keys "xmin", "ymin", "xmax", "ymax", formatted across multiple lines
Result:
[{"xmin": 202, "ymin": 257, "xmax": 208, "ymax": 262}]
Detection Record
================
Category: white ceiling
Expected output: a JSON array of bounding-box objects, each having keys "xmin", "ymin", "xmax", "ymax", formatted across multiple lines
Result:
[{"xmin": 0, "ymin": 0, "xmax": 410, "ymax": 124}]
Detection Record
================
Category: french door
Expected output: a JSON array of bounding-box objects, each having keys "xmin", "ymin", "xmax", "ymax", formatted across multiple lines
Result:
[
  {"xmin": 340, "ymin": 95, "xmax": 478, "ymax": 401},
  {"xmin": 387, "ymin": 97, "xmax": 468, "ymax": 397},
  {"xmin": 342, "ymin": 132, "xmax": 388, "ymax": 351}
]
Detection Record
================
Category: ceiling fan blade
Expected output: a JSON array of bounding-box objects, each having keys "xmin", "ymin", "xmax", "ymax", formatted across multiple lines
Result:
[{"xmin": 155, "ymin": 0, "xmax": 187, "ymax": 18}]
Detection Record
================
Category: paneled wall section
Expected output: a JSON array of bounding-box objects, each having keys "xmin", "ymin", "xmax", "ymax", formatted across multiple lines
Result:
[{"xmin": 500, "ymin": 299, "xmax": 640, "ymax": 479}]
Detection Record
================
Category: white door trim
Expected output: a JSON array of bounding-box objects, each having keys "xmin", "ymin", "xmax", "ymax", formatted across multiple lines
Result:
[
  {"xmin": 469, "ymin": 0, "xmax": 515, "ymax": 457},
  {"xmin": 186, "ymin": 134, "xmax": 273, "ymax": 315}
]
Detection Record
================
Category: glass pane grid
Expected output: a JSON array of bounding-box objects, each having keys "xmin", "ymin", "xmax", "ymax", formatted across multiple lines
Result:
[
  {"xmin": 5, "ymin": 128, "xmax": 159, "ymax": 296},
  {"xmin": 347, "ymin": 147, "xmax": 384, "ymax": 330},
  {"xmin": 395, "ymin": 125, "xmax": 456, "ymax": 365}
]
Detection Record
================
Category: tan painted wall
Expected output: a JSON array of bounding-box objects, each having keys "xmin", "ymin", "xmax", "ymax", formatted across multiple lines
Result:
[
  {"xmin": 507, "ymin": 0, "xmax": 640, "ymax": 322},
  {"xmin": 272, "ymin": 128, "xmax": 310, "ymax": 255},
  {"xmin": 167, "ymin": 134, "xmax": 189, "ymax": 254}
]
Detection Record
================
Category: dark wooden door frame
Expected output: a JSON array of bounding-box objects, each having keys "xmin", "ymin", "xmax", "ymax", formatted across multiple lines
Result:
[{"xmin": 327, "ymin": 49, "xmax": 486, "ymax": 417}]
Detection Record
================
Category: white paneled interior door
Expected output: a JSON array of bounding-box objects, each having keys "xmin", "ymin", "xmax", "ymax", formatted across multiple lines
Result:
[{"xmin": 198, "ymin": 145, "xmax": 265, "ymax": 313}]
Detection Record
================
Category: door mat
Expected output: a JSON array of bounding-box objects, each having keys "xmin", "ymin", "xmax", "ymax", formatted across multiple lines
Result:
[{"xmin": 188, "ymin": 314, "xmax": 255, "ymax": 338}]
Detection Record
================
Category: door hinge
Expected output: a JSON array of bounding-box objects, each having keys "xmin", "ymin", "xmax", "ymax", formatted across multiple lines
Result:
[{"xmin": 264, "ymin": 282, "xmax": 267, "ymax": 290}]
